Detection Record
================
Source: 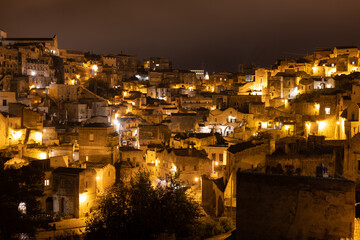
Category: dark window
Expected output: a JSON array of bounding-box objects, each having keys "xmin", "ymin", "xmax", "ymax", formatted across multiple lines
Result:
[
  {"xmin": 212, "ymin": 153, "xmax": 216, "ymax": 160},
  {"xmin": 194, "ymin": 165, "xmax": 197, "ymax": 171},
  {"xmin": 219, "ymin": 153, "xmax": 223, "ymax": 161},
  {"xmin": 2, "ymin": 100, "xmax": 6, "ymax": 106}
]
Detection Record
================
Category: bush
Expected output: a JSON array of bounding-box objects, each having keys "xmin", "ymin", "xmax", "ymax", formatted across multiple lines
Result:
[{"xmin": 195, "ymin": 217, "xmax": 234, "ymax": 239}]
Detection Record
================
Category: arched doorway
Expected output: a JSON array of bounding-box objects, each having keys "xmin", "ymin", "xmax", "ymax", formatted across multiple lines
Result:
[{"xmin": 45, "ymin": 197, "xmax": 53, "ymax": 213}]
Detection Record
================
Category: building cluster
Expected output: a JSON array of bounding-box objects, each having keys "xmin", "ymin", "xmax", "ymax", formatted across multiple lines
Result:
[{"xmin": 2, "ymin": 29, "xmax": 360, "ymax": 237}]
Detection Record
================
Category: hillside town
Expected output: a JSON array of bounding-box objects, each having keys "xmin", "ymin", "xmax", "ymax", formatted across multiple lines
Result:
[{"xmin": 2, "ymin": 29, "xmax": 360, "ymax": 239}]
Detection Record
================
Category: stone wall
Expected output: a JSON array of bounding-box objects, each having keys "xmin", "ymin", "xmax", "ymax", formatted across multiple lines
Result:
[
  {"xmin": 201, "ymin": 176, "xmax": 224, "ymax": 217},
  {"xmin": 236, "ymin": 172, "xmax": 355, "ymax": 240},
  {"xmin": 355, "ymin": 218, "xmax": 360, "ymax": 240}
]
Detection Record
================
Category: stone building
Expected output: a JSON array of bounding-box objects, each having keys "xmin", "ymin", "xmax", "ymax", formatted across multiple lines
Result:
[
  {"xmin": 143, "ymin": 57, "xmax": 171, "ymax": 71},
  {"xmin": 137, "ymin": 124, "xmax": 171, "ymax": 146},
  {"xmin": 116, "ymin": 54, "xmax": 138, "ymax": 79},
  {"xmin": 0, "ymin": 91, "xmax": 16, "ymax": 112},
  {"xmin": 118, "ymin": 146, "xmax": 145, "ymax": 168},
  {"xmin": 236, "ymin": 172, "xmax": 355, "ymax": 240},
  {"xmin": 265, "ymin": 137, "xmax": 345, "ymax": 178},
  {"xmin": 157, "ymin": 148, "xmax": 211, "ymax": 186},
  {"xmin": 78, "ymin": 123, "xmax": 119, "ymax": 163},
  {"xmin": 84, "ymin": 162, "xmax": 116, "ymax": 195},
  {"xmin": 52, "ymin": 167, "xmax": 97, "ymax": 218}
]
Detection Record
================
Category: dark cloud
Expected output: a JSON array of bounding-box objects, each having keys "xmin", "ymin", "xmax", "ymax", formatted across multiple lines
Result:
[{"xmin": 1, "ymin": 0, "xmax": 360, "ymax": 72}]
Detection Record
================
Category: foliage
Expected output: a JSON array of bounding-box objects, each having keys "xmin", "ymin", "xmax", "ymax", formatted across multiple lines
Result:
[
  {"xmin": 85, "ymin": 170, "xmax": 201, "ymax": 240},
  {"xmin": 195, "ymin": 217, "xmax": 234, "ymax": 239},
  {"xmin": 0, "ymin": 159, "xmax": 45, "ymax": 239},
  {"xmin": 54, "ymin": 230, "xmax": 78, "ymax": 240}
]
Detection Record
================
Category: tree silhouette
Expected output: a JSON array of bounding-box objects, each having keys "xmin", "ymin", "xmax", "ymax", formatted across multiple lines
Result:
[{"xmin": 85, "ymin": 170, "xmax": 200, "ymax": 240}]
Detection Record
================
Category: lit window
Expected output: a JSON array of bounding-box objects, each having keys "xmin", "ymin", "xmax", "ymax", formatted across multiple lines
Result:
[
  {"xmin": 89, "ymin": 133, "xmax": 94, "ymax": 142},
  {"xmin": 331, "ymin": 63, "xmax": 335, "ymax": 67},
  {"xmin": 18, "ymin": 202, "xmax": 26, "ymax": 214},
  {"xmin": 44, "ymin": 179, "xmax": 50, "ymax": 186},
  {"xmin": 325, "ymin": 107, "xmax": 330, "ymax": 115}
]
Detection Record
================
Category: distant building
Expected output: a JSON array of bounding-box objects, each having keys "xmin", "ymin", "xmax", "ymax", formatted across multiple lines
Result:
[{"xmin": 143, "ymin": 57, "xmax": 171, "ymax": 71}]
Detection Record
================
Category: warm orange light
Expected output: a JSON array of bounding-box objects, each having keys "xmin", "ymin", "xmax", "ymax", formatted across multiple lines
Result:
[
  {"xmin": 79, "ymin": 193, "xmax": 87, "ymax": 203},
  {"xmin": 35, "ymin": 132, "xmax": 42, "ymax": 142},
  {"xmin": 92, "ymin": 65, "xmax": 98, "ymax": 72},
  {"xmin": 39, "ymin": 152, "xmax": 47, "ymax": 159},
  {"xmin": 318, "ymin": 121, "xmax": 326, "ymax": 131}
]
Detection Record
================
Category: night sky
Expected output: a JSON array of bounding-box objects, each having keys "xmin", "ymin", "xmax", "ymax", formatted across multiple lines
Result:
[{"xmin": 1, "ymin": 0, "xmax": 360, "ymax": 72}]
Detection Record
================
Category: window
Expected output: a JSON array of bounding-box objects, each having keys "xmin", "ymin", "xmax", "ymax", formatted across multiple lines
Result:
[
  {"xmin": 325, "ymin": 108, "xmax": 330, "ymax": 115},
  {"xmin": 219, "ymin": 153, "xmax": 223, "ymax": 161},
  {"xmin": 2, "ymin": 100, "xmax": 6, "ymax": 106},
  {"xmin": 89, "ymin": 133, "xmax": 94, "ymax": 142},
  {"xmin": 194, "ymin": 165, "xmax": 197, "ymax": 171},
  {"xmin": 212, "ymin": 153, "xmax": 216, "ymax": 160},
  {"xmin": 44, "ymin": 179, "xmax": 50, "ymax": 186}
]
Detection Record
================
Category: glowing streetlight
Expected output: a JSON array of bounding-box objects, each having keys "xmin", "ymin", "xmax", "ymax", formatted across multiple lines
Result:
[
  {"xmin": 35, "ymin": 132, "xmax": 42, "ymax": 142},
  {"xmin": 92, "ymin": 65, "xmax": 98, "ymax": 72},
  {"xmin": 79, "ymin": 193, "xmax": 87, "ymax": 203},
  {"xmin": 318, "ymin": 121, "xmax": 326, "ymax": 131}
]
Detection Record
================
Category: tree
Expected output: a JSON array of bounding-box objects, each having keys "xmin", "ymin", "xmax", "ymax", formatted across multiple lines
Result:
[
  {"xmin": 158, "ymin": 172, "xmax": 200, "ymax": 238},
  {"xmin": 0, "ymin": 159, "xmax": 45, "ymax": 239},
  {"xmin": 85, "ymin": 170, "xmax": 200, "ymax": 240}
]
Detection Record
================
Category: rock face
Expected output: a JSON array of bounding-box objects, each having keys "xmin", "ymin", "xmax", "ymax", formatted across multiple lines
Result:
[{"xmin": 236, "ymin": 172, "xmax": 355, "ymax": 240}]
